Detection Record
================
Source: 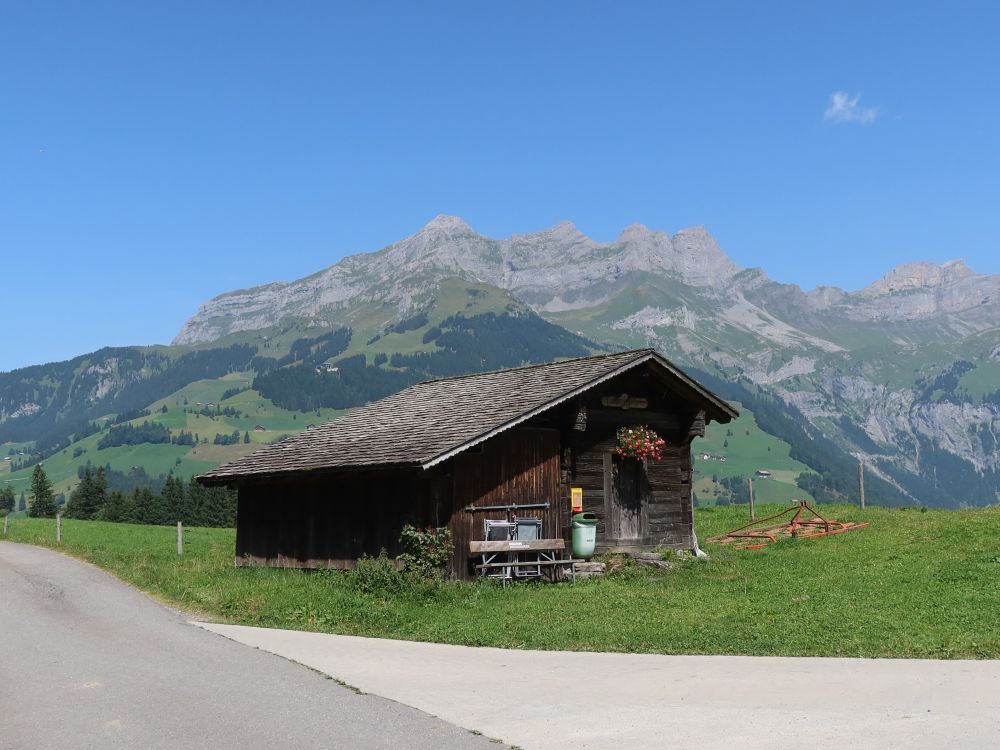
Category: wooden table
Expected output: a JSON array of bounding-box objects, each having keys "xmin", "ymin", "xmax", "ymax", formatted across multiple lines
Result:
[{"xmin": 469, "ymin": 539, "xmax": 576, "ymax": 587}]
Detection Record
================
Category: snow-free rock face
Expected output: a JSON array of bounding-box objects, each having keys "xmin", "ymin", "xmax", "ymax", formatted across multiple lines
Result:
[
  {"xmin": 814, "ymin": 259, "xmax": 999, "ymax": 322},
  {"xmin": 862, "ymin": 260, "xmax": 976, "ymax": 295},
  {"xmin": 176, "ymin": 216, "xmax": 998, "ymax": 346},
  {"xmin": 173, "ymin": 216, "xmax": 747, "ymax": 345}
]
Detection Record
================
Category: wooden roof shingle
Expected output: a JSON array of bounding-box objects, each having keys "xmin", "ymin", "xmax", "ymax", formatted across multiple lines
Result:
[{"xmin": 198, "ymin": 348, "xmax": 737, "ymax": 484}]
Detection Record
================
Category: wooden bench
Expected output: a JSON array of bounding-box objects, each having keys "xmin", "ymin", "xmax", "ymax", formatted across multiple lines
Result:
[{"xmin": 469, "ymin": 539, "xmax": 576, "ymax": 586}]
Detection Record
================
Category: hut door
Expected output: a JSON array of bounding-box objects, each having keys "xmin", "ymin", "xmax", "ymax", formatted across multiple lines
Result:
[{"xmin": 608, "ymin": 456, "xmax": 643, "ymax": 540}]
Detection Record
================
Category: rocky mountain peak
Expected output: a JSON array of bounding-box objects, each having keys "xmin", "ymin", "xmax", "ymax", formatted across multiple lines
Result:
[
  {"xmin": 548, "ymin": 219, "xmax": 584, "ymax": 236},
  {"xmin": 942, "ymin": 258, "xmax": 974, "ymax": 274},
  {"xmin": 509, "ymin": 220, "xmax": 590, "ymax": 245},
  {"xmin": 831, "ymin": 258, "xmax": 998, "ymax": 322},
  {"xmin": 419, "ymin": 214, "xmax": 478, "ymax": 236},
  {"xmin": 861, "ymin": 259, "xmax": 979, "ymax": 296},
  {"xmin": 617, "ymin": 223, "xmax": 656, "ymax": 242},
  {"xmin": 668, "ymin": 226, "xmax": 741, "ymax": 286},
  {"xmin": 806, "ymin": 285, "xmax": 848, "ymax": 308}
]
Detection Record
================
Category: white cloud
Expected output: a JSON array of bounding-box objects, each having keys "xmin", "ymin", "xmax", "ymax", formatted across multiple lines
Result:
[{"xmin": 824, "ymin": 91, "xmax": 879, "ymax": 125}]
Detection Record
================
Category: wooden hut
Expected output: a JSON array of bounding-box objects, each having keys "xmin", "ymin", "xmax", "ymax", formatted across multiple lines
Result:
[{"xmin": 198, "ymin": 348, "xmax": 737, "ymax": 578}]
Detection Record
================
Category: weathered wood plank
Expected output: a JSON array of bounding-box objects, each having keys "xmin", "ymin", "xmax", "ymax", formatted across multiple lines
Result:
[{"xmin": 469, "ymin": 539, "xmax": 566, "ymax": 553}]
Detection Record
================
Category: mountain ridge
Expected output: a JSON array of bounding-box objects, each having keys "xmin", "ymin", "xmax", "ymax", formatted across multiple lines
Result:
[{"xmin": 173, "ymin": 215, "xmax": 997, "ymax": 346}]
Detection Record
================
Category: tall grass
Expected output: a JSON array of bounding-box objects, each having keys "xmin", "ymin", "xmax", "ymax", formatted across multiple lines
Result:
[{"xmin": 4, "ymin": 504, "xmax": 999, "ymax": 658}]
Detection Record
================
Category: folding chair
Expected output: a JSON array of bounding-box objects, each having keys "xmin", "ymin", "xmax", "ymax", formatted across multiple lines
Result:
[
  {"xmin": 513, "ymin": 517, "xmax": 542, "ymax": 578},
  {"xmin": 483, "ymin": 519, "xmax": 516, "ymax": 584}
]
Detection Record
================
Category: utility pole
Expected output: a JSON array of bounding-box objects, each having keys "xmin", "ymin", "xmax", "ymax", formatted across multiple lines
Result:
[
  {"xmin": 859, "ymin": 460, "xmax": 866, "ymax": 510},
  {"xmin": 748, "ymin": 477, "xmax": 755, "ymax": 520}
]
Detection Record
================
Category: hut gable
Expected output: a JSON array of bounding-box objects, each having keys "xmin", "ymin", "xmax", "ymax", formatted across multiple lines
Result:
[{"xmin": 199, "ymin": 348, "xmax": 736, "ymax": 484}]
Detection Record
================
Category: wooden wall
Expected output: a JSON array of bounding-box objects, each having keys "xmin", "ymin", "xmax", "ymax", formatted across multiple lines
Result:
[
  {"xmin": 447, "ymin": 428, "xmax": 561, "ymax": 579},
  {"xmin": 235, "ymin": 468, "xmax": 431, "ymax": 568},
  {"xmin": 233, "ymin": 429, "xmax": 561, "ymax": 577},
  {"xmin": 566, "ymin": 368, "xmax": 698, "ymax": 552}
]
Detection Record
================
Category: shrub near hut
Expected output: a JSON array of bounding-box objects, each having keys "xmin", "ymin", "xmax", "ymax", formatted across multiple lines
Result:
[{"xmin": 398, "ymin": 524, "xmax": 454, "ymax": 579}]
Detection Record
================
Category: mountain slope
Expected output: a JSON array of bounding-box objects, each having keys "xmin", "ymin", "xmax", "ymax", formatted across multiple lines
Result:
[
  {"xmin": 1, "ymin": 280, "xmax": 598, "ymax": 498},
  {"xmin": 173, "ymin": 216, "xmax": 1000, "ymax": 507}
]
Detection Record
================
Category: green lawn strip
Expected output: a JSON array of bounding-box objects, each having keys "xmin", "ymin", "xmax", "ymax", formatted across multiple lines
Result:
[{"xmin": 4, "ymin": 505, "xmax": 999, "ymax": 658}]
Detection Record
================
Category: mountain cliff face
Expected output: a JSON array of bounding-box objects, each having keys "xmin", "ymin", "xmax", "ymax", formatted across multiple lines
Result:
[
  {"xmin": 173, "ymin": 216, "xmax": 747, "ymax": 345},
  {"xmin": 177, "ymin": 215, "xmax": 998, "ymax": 342},
  {"xmin": 172, "ymin": 215, "xmax": 999, "ymax": 505}
]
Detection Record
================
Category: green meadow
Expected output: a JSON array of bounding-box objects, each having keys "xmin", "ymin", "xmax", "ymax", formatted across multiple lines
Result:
[
  {"xmin": 1, "ymin": 378, "xmax": 346, "ymax": 499},
  {"xmin": 691, "ymin": 403, "xmax": 817, "ymax": 505},
  {"xmin": 5, "ymin": 503, "xmax": 999, "ymax": 658}
]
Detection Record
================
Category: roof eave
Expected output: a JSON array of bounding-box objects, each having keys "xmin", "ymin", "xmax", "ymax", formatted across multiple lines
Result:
[{"xmin": 197, "ymin": 459, "xmax": 425, "ymax": 486}]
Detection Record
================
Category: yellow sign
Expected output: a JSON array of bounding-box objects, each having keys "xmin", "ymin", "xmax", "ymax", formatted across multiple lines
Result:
[{"xmin": 571, "ymin": 487, "xmax": 583, "ymax": 512}]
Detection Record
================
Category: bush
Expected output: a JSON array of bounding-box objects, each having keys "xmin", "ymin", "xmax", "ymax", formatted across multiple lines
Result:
[
  {"xmin": 349, "ymin": 551, "xmax": 406, "ymax": 595},
  {"xmin": 398, "ymin": 524, "xmax": 453, "ymax": 579}
]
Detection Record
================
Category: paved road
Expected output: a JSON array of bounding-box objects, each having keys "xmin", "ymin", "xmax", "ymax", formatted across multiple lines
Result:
[
  {"xmin": 199, "ymin": 623, "xmax": 1000, "ymax": 750},
  {"xmin": 0, "ymin": 542, "xmax": 500, "ymax": 750}
]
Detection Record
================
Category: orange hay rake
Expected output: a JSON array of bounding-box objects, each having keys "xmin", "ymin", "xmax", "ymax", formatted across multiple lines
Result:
[{"xmin": 709, "ymin": 501, "xmax": 868, "ymax": 550}]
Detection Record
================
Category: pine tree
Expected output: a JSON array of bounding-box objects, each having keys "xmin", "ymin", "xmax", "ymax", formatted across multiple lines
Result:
[
  {"xmin": 64, "ymin": 468, "xmax": 94, "ymax": 519},
  {"xmin": 18, "ymin": 492, "xmax": 26, "ymax": 512},
  {"xmin": 243, "ymin": 431, "xmax": 250, "ymax": 444},
  {"xmin": 65, "ymin": 466, "xmax": 108, "ymax": 520},
  {"xmin": 132, "ymin": 487, "xmax": 156, "ymax": 525},
  {"xmin": 28, "ymin": 464, "xmax": 57, "ymax": 518},
  {"xmin": 0, "ymin": 484, "xmax": 14, "ymax": 515},
  {"xmin": 178, "ymin": 476, "xmax": 196, "ymax": 523},
  {"xmin": 145, "ymin": 484, "xmax": 172, "ymax": 525},
  {"xmin": 93, "ymin": 466, "xmax": 108, "ymax": 514},
  {"xmin": 99, "ymin": 491, "xmax": 128, "ymax": 522},
  {"xmin": 193, "ymin": 484, "xmax": 237, "ymax": 527},
  {"xmin": 119, "ymin": 490, "xmax": 139, "ymax": 524},
  {"xmin": 160, "ymin": 475, "xmax": 185, "ymax": 524}
]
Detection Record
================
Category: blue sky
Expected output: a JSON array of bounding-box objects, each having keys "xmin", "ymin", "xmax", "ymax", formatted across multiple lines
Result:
[{"xmin": 2, "ymin": 1, "xmax": 998, "ymax": 371}]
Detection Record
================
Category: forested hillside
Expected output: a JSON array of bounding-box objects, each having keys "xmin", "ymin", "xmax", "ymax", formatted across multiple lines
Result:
[
  {"xmin": 0, "ymin": 344, "xmax": 258, "ymax": 453},
  {"xmin": 254, "ymin": 311, "xmax": 592, "ymax": 411},
  {"xmin": 0, "ymin": 300, "xmax": 598, "ymax": 505}
]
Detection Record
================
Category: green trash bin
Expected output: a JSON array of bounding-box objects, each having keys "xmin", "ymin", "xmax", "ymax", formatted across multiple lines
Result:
[{"xmin": 572, "ymin": 512, "xmax": 598, "ymax": 559}]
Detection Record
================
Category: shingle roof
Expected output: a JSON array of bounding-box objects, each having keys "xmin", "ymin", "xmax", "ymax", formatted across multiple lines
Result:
[{"xmin": 198, "ymin": 348, "xmax": 737, "ymax": 484}]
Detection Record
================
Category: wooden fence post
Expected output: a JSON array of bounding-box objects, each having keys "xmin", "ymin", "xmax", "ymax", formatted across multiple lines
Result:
[
  {"xmin": 56, "ymin": 513, "xmax": 62, "ymax": 544},
  {"xmin": 3, "ymin": 513, "xmax": 8, "ymax": 537},
  {"xmin": 858, "ymin": 460, "xmax": 866, "ymax": 509},
  {"xmin": 748, "ymin": 477, "xmax": 755, "ymax": 520},
  {"xmin": 177, "ymin": 521, "xmax": 183, "ymax": 555}
]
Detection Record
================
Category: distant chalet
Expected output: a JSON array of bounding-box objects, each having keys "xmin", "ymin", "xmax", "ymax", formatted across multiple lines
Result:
[{"xmin": 199, "ymin": 348, "xmax": 737, "ymax": 578}]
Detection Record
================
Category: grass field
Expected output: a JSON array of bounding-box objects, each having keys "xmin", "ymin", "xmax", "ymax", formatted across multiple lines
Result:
[
  {"xmin": 4, "ymin": 504, "xmax": 999, "ymax": 658},
  {"xmin": 691, "ymin": 403, "xmax": 817, "ymax": 505}
]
